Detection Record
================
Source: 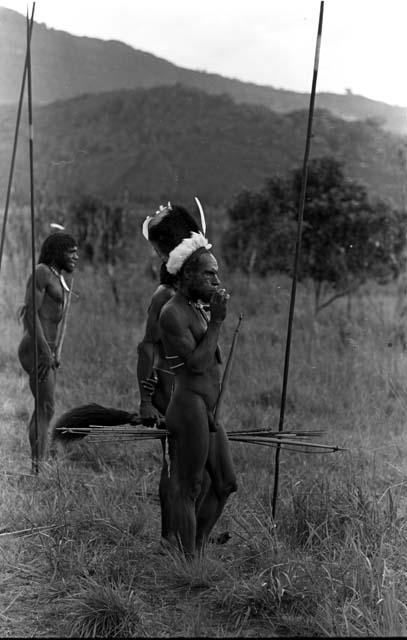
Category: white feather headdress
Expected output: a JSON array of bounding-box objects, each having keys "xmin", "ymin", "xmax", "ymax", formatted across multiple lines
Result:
[{"xmin": 166, "ymin": 232, "xmax": 212, "ymax": 274}]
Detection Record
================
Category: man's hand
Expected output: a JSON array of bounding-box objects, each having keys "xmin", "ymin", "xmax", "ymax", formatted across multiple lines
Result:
[
  {"xmin": 37, "ymin": 351, "xmax": 54, "ymax": 383},
  {"xmin": 139, "ymin": 399, "xmax": 159, "ymax": 428},
  {"xmin": 210, "ymin": 288, "xmax": 230, "ymax": 323},
  {"xmin": 141, "ymin": 376, "xmax": 158, "ymax": 396}
]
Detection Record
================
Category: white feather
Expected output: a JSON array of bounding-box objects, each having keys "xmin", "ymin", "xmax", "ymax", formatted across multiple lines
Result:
[
  {"xmin": 142, "ymin": 216, "xmax": 152, "ymax": 240},
  {"xmin": 194, "ymin": 196, "xmax": 206, "ymax": 236},
  {"xmin": 166, "ymin": 232, "xmax": 212, "ymax": 274}
]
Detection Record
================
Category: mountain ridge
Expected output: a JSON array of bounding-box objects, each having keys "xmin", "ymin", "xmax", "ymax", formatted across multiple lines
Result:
[{"xmin": 1, "ymin": 6, "xmax": 407, "ymax": 135}]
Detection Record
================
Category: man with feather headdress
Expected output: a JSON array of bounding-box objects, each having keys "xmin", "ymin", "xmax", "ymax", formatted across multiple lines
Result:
[{"xmin": 142, "ymin": 201, "xmax": 236, "ymax": 556}]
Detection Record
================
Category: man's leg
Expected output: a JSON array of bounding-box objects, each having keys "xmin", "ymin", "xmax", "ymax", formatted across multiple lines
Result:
[
  {"xmin": 152, "ymin": 382, "xmax": 173, "ymax": 541},
  {"xmin": 166, "ymin": 393, "xmax": 209, "ymax": 556},
  {"xmin": 196, "ymin": 423, "xmax": 237, "ymax": 548},
  {"xmin": 195, "ymin": 469, "xmax": 211, "ymax": 516},
  {"xmin": 18, "ymin": 339, "xmax": 55, "ymax": 466},
  {"xmin": 28, "ymin": 368, "xmax": 56, "ymax": 464}
]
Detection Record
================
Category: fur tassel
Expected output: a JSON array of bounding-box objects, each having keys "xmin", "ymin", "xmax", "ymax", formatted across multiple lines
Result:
[
  {"xmin": 52, "ymin": 403, "xmax": 138, "ymax": 442},
  {"xmin": 166, "ymin": 232, "xmax": 212, "ymax": 274}
]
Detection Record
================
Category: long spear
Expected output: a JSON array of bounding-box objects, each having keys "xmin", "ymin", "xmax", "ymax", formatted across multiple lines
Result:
[
  {"xmin": 53, "ymin": 420, "xmax": 344, "ymax": 454},
  {"xmin": 26, "ymin": 5, "xmax": 39, "ymax": 474},
  {"xmin": 271, "ymin": 1, "xmax": 325, "ymax": 519},
  {"xmin": 0, "ymin": 4, "xmax": 35, "ymax": 273}
]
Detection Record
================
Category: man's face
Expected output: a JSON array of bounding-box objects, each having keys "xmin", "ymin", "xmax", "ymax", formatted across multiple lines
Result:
[
  {"xmin": 186, "ymin": 252, "xmax": 220, "ymax": 303},
  {"xmin": 60, "ymin": 246, "xmax": 79, "ymax": 273}
]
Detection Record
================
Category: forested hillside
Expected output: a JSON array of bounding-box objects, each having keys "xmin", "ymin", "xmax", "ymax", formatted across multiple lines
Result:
[{"xmin": 0, "ymin": 85, "xmax": 405, "ymax": 208}]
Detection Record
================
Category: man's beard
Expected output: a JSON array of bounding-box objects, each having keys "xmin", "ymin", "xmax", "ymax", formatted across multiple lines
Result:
[{"xmin": 188, "ymin": 285, "xmax": 212, "ymax": 303}]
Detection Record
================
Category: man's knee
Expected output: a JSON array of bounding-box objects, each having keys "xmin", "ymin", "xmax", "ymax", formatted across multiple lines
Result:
[
  {"xmin": 223, "ymin": 476, "xmax": 238, "ymax": 497},
  {"xmin": 40, "ymin": 397, "xmax": 55, "ymax": 421},
  {"xmin": 182, "ymin": 474, "xmax": 203, "ymax": 502},
  {"xmin": 214, "ymin": 475, "xmax": 238, "ymax": 501}
]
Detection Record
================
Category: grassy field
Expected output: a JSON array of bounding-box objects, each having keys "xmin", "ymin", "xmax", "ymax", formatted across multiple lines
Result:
[{"xmin": 2, "ymin": 226, "xmax": 407, "ymax": 637}]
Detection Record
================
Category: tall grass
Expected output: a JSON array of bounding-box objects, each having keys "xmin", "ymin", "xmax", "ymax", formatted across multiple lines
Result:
[{"xmin": 1, "ymin": 212, "xmax": 407, "ymax": 636}]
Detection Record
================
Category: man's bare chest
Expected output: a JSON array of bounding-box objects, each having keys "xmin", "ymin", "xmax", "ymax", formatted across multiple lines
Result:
[
  {"xmin": 40, "ymin": 279, "xmax": 65, "ymax": 321},
  {"xmin": 187, "ymin": 303, "xmax": 210, "ymax": 342}
]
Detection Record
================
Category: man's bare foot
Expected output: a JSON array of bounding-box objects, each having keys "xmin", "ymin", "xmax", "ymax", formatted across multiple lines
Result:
[{"xmin": 209, "ymin": 531, "xmax": 232, "ymax": 545}]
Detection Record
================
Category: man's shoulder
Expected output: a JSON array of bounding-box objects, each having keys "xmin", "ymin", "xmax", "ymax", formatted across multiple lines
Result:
[
  {"xmin": 35, "ymin": 263, "xmax": 53, "ymax": 285},
  {"xmin": 151, "ymin": 284, "xmax": 175, "ymax": 309},
  {"xmin": 159, "ymin": 295, "xmax": 189, "ymax": 329},
  {"xmin": 36, "ymin": 263, "xmax": 50, "ymax": 273},
  {"xmin": 159, "ymin": 296, "xmax": 178, "ymax": 318}
]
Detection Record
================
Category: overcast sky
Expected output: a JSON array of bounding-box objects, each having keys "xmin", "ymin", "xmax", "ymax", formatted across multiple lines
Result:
[{"xmin": 2, "ymin": 0, "xmax": 407, "ymax": 107}]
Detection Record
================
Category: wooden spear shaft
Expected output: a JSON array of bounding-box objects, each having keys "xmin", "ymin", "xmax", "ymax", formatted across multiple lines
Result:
[
  {"xmin": 271, "ymin": 1, "xmax": 325, "ymax": 519},
  {"xmin": 214, "ymin": 314, "xmax": 243, "ymax": 427},
  {"xmin": 55, "ymin": 276, "xmax": 74, "ymax": 364},
  {"xmin": 0, "ymin": 5, "xmax": 35, "ymax": 273},
  {"xmin": 26, "ymin": 5, "xmax": 39, "ymax": 474}
]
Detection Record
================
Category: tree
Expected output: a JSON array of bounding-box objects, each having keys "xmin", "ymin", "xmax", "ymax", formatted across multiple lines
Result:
[
  {"xmin": 222, "ymin": 179, "xmax": 297, "ymax": 277},
  {"xmin": 67, "ymin": 195, "xmax": 127, "ymax": 305},
  {"xmin": 67, "ymin": 195, "xmax": 125, "ymax": 266},
  {"xmin": 222, "ymin": 156, "xmax": 407, "ymax": 312}
]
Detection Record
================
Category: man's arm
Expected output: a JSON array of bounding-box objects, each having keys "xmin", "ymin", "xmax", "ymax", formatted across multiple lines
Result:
[
  {"xmin": 137, "ymin": 287, "xmax": 173, "ymax": 421},
  {"xmin": 160, "ymin": 290, "xmax": 228, "ymax": 374},
  {"xmin": 23, "ymin": 265, "xmax": 56, "ymax": 379}
]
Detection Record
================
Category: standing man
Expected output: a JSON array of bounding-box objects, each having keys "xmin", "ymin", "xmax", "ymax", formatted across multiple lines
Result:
[
  {"xmin": 140, "ymin": 202, "xmax": 201, "ymax": 543},
  {"xmin": 160, "ymin": 248, "xmax": 237, "ymax": 556},
  {"xmin": 141, "ymin": 202, "xmax": 237, "ymax": 555},
  {"xmin": 137, "ymin": 261, "xmax": 177, "ymax": 541},
  {"xmin": 18, "ymin": 232, "xmax": 78, "ymax": 467},
  {"xmin": 144, "ymin": 203, "xmax": 237, "ymax": 556}
]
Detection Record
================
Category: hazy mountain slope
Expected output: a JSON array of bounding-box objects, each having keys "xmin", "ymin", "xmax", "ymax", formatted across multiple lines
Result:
[
  {"xmin": 0, "ymin": 85, "xmax": 404, "ymax": 208},
  {"xmin": 1, "ymin": 6, "xmax": 407, "ymax": 134},
  {"xmin": 0, "ymin": 7, "xmax": 182, "ymax": 103}
]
